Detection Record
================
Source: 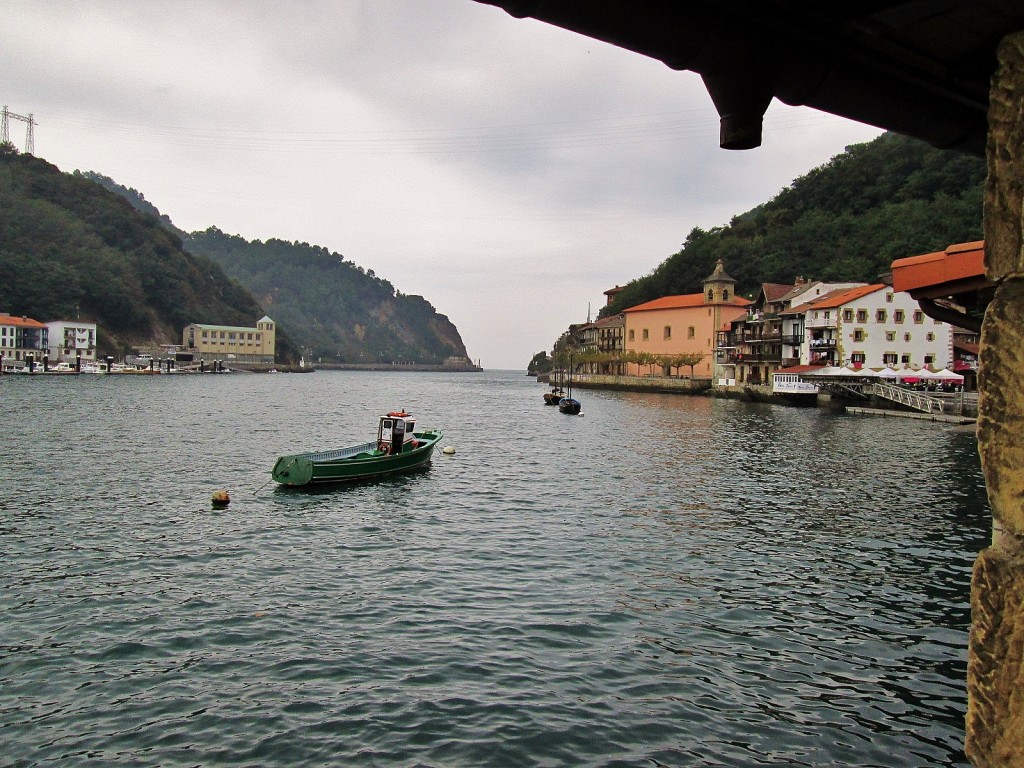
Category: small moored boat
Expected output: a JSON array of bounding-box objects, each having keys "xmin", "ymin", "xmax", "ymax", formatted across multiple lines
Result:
[
  {"xmin": 271, "ymin": 410, "xmax": 442, "ymax": 486},
  {"xmin": 557, "ymin": 353, "xmax": 582, "ymax": 414}
]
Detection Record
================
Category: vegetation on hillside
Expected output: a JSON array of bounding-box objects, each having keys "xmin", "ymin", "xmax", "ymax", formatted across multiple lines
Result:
[
  {"xmin": 186, "ymin": 228, "xmax": 471, "ymax": 365},
  {"xmin": 77, "ymin": 171, "xmax": 188, "ymax": 241},
  {"xmin": 602, "ymin": 132, "xmax": 985, "ymax": 317},
  {"xmin": 0, "ymin": 144, "xmax": 294, "ymax": 358}
]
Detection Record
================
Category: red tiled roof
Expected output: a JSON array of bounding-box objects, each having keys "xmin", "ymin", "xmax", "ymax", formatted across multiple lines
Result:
[
  {"xmin": 802, "ymin": 284, "xmax": 885, "ymax": 310},
  {"xmin": 624, "ymin": 293, "xmax": 751, "ymax": 312},
  {"xmin": 762, "ymin": 283, "xmax": 793, "ymax": 302},
  {"xmin": 0, "ymin": 313, "xmax": 46, "ymax": 328},
  {"xmin": 891, "ymin": 241, "xmax": 988, "ymax": 295}
]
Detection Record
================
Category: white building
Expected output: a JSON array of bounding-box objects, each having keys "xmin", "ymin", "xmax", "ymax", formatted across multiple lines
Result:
[
  {"xmin": 46, "ymin": 320, "xmax": 98, "ymax": 363},
  {"xmin": 802, "ymin": 284, "xmax": 953, "ymax": 370}
]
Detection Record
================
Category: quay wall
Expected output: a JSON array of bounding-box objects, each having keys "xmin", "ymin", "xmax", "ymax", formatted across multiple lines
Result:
[{"xmin": 559, "ymin": 373, "xmax": 713, "ymax": 395}]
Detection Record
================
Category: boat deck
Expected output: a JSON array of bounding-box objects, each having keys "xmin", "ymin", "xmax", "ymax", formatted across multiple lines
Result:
[{"xmin": 304, "ymin": 441, "xmax": 379, "ymax": 463}]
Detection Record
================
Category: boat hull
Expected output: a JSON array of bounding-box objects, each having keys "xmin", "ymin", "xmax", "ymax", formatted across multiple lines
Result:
[
  {"xmin": 272, "ymin": 431, "xmax": 442, "ymax": 486},
  {"xmin": 558, "ymin": 398, "xmax": 581, "ymax": 414}
]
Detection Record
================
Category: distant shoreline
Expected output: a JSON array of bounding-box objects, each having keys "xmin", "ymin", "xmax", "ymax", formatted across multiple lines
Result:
[{"xmin": 302, "ymin": 363, "xmax": 483, "ymax": 373}]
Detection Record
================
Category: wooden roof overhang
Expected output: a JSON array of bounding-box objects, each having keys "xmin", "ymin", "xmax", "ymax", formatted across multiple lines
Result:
[{"xmin": 472, "ymin": 1, "xmax": 1024, "ymax": 156}]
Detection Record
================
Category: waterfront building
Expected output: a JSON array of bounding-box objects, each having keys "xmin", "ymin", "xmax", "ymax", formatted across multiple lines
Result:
[
  {"xmin": 46, "ymin": 320, "xmax": 98, "ymax": 363},
  {"xmin": 576, "ymin": 313, "xmax": 625, "ymax": 374},
  {"xmin": 891, "ymin": 240, "xmax": 992, "ymax": 392},
  {"xmin": 0, "ymin": 313, "xmax": 48, "ymax": 365},
  {"xmin": 623, "ymin": 260, "xmax": 750, "ymax": 378},
  {"xmin": 802, "ymin": 284, "xmax": 953, "ymax": 370},
  {"xmin": 717, "ymin": 279, "xmax": 864, "ymax": 385},
  {"xmin": 182, "ymin": 316, "xmax": 276, "ymax": 364}
]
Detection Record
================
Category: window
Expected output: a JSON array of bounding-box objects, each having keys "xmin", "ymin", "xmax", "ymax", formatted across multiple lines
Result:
[
  {"xmin": 904, "ymin": 333, "xmax": 912, "ymax": 342},
  {"xmin": 924, "ymin": 354, "xmax": 935, "ymax": 365},
  {"xmin": 687, "ymin": 326, "xmax": 695, "ymax": 339},
  {"xmin": 723, "ymin": 289, "xmax": 729, "ymax": 301},
  {"xmin": 876, "ymin": 309, "xmax": 887, "ymax": 323},
  {"xmin": 886, "ymin": 332, "xmax": 896, "ymax": 342},
  {"xmin": 664, "ymin": 326, "xmax": 671, "ymax": 340},
  {"xmin": 843, "ymin": 309, "xmax": 854, "ymax": 322},
  {"xmin": 856, "ymin": 309, "xmax": 868, "ymax": 323},
  {"xmin": 902, "ymin": 353, "xmax": 911, "ymax": 364},
  {"xmin": 851, "ymin": 352, "xmax": 865, "ymax": 365},
  {"xmin": 707, "ymin": 290, "xmax": 714, "ymax": 301},
  {"xmin": 894, "ymin": 310, "xmax": 905, "ymax": 323},
  {"xmin": 914, "ymin": 310, "xmax": 924, "ymax": 323},
  {"xmin": 201, "ymin": 331, "xmax": 208, "ymax": 338},
  {"xmin": 255, "ymin": 334, "xmax": 261, "ymax": 341},
  {"xmin": 854, "ymin": 329, "xmax": 865, "ymax": 342},
  {"xmin": 883, "ymin": 352, "xmax": 898, "ymax": 365},
  {"xmin": 926, "ymin": 332, "xmax": 935, "ymax": 341},
  {"xmin": 824, "ymin": 311, "xmax": 830, "ymax": 320},
  {"xmin": 628, "ymin": 330, "xmax": 635, "ymax": 341},
  {"xmin": 642, "ymin": 329, "xmax": 649, "ymax": 341},
  {"xmin": 886, "ymin": 292, "xmax": 894, "ymax": 303}
]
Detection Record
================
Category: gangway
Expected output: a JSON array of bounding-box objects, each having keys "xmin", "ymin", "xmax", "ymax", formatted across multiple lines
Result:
[
  {"xmin": 805, "ymin": 378, "xmax": 950, "ymax": 415},
  {"xmin": 866, "ymin": 382, "xmax": 946, "ymax": 414}
]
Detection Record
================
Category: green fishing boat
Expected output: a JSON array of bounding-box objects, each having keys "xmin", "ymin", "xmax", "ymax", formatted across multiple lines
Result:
[{"xmin": 271, "ymin": 410, "xmax": 442, "ymax": 486}]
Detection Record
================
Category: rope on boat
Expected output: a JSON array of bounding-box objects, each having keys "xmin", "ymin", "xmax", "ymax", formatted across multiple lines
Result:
[{"xmin": 252, "ymin": 477, "xmax": 275, "ymax": 494}]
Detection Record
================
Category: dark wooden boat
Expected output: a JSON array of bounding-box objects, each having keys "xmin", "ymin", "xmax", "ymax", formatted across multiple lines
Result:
[{"xmin": 558, "ymin": 354, "xmax": 582, "ymax": 414}]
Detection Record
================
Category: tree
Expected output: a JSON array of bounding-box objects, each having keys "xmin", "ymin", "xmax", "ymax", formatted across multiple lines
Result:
[{"xmin": 676, "ymin": 351, "xmax": 706, "ymax": 379}]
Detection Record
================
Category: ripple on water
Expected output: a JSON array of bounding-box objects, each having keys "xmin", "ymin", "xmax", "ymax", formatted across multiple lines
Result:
[{"xmin": 0, "ymin": 372, "xmax": 989, "ymax": 767}]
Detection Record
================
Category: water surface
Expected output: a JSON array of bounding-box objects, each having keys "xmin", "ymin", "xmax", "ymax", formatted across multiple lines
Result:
[{"xmin": 0, "ymin": 370, "xmax": 989, "ymax": 766}]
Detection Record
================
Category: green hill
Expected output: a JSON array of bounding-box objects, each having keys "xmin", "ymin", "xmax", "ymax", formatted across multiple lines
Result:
[
  {"xmin": 82, "ymin": 169, "xmax": 472, "ymax": 366},
  {"xmin": 0, "ymin": 145, "xmax": 296, "ymax": 359},
  {"xmin": 603, "ymin": 132, "xmax": 985, "ymax": 316},
  {"xmin": 0, "ymin": 149, "xmax": 472, "ymax": 366},
  {"xmin": 185, "ymin": 228, "xmax": 471, "ymax": 365}
]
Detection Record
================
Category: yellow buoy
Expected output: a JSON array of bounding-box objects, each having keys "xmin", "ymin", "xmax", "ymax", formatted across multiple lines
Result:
[{"xmin": 211, "ymin": 489, "xmax": 231, "ymax": 508}]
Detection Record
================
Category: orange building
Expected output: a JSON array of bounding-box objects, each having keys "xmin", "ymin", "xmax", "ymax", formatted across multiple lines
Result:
[{"xmin": 622, "ymin": 260, "xmax": 751, "ymax": 378}]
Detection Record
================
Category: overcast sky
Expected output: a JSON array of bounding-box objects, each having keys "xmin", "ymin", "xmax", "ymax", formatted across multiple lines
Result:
[{"xmin": 4, "ymin": 1, "xmax": 884, "ymax": 369}]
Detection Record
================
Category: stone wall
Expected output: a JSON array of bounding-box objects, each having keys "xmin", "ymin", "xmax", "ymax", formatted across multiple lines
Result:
[{"xmin": 966, "ymin": 28, "xmax": 1024, "ymax": 768}]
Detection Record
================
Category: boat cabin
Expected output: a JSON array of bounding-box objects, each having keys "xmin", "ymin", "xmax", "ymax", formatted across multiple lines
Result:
[{"xmin": 377, "ymin": 411, "xmax": 417, "ymax": 454}]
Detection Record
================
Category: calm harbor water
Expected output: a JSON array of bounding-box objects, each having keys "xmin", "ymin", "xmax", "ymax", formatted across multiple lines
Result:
[{"xmin": 0, "ymin": 370, "xmax": 989, "ymax": 767}]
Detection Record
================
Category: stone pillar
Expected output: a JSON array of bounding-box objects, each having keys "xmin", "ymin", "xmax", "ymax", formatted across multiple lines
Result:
[{"xmin": 966, "ymin": 29, "xmax": 1024, "ymax": 768}]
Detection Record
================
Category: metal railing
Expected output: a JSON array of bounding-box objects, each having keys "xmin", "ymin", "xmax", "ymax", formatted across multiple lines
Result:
[{"xmin": 866, "ymin": 382, "xmax": 946, "ymax": 414}]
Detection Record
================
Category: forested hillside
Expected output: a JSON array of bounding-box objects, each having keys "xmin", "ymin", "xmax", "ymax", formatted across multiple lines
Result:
[
  {"xmin": 186, "ymin": 229, "xmax": 471, "ymax": 365},
  {"xmin": 604, "ymin": 132, "xmax": 985, "ymax": 316},
  {"xmin": 0, "ymin": 145, "xmax": 295, "ymax": 358}
]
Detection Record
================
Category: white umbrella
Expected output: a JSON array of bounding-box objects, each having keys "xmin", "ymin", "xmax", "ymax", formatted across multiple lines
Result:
[
  {"xmin": 804, "ymin": 366, "xmax": 847, "ymax": 377},
  {"xmin": 847, "ymin": 366, "xmax": 878, "ymax": 377},
  {"xmin": 933, "ymin": 368, "xmax": 964, "ymax": 381},
  {"xmin": 876, "ymin": 367, "xmax": 900, "ymax": 380}
]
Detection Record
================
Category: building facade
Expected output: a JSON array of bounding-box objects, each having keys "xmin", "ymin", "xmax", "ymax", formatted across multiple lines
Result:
[
  {"xmin": 577, "ymin": 313, "xmax": 625, "ymax": 374},
  {"xmin": 46, "ymin": 320, "xmax": 98, "ymax": 363},
  {"xmin": 623, "ymin": 260, "xmax": 751, "ymax": 378},
  {"xmin": 0, "ymin": 313, "xmax": 48, "ymax": 365},
  {"xmin": 182, "ymin": 316, "xmax": 276, "ymax": 363},
  {"xmin": 802, "ymin": 284, "xmax": 953, "ymax": 370}
]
